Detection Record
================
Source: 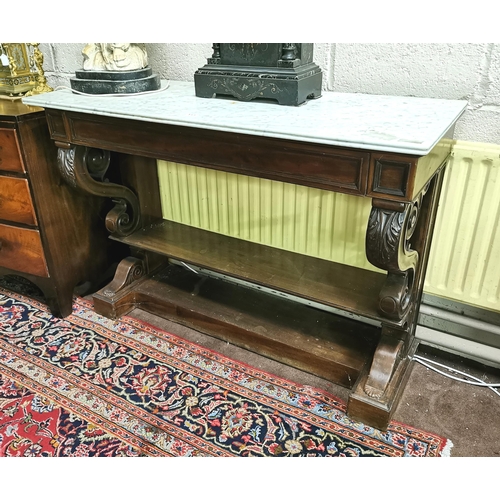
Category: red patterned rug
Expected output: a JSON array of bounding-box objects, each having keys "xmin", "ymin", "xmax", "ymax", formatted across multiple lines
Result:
[{"xmin": 0, "ymin": 283, "xmax": 452, "ymax": 457}]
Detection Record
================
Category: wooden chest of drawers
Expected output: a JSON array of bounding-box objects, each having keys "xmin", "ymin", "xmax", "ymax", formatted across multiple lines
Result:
[{"xmin": 0, "ymin": 100, "xmax": 113, "ymax": 316}]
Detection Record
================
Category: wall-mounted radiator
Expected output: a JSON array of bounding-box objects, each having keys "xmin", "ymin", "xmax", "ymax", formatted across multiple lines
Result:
[
  {"xmin": 424, "ymin": 141, "xmax": 500, "ymax": 313},
  {"xmin": 157, "ymin": 140, "xmax": 500, "ymax": 315}
]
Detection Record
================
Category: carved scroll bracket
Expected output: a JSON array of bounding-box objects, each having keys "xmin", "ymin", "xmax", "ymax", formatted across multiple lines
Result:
[
  {"xmin": 366, "ymin": 194, "xmax": 425, "ymax": 321},
  {"xmin": 101, "ymin": 256, "xmax": 145, "ymax": 297},
  {"xmin": 57, "ymin": 145, "xmax": 141, "ymax": 237},
  {"xmin": 363, "ymin": 335, "xmax": 404, "ymax": 399}
]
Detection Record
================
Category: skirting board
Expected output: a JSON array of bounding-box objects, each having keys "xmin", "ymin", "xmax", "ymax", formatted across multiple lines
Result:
[
  {"xmin": 417, "ymin": 293, "xmax": 500, "ymax": 368},
  {"xmin": 416, "ymin": 327, "xmax": 500, "ymax": 369}
]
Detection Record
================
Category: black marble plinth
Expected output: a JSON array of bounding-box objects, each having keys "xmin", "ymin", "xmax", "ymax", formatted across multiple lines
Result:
[
  {"xmin": 194, "ymin": 43, "xmax": 323, "ymax": 106},
  {"xmin": 70, "ymin": 66, "xmax": 161, "ymax": 94}
]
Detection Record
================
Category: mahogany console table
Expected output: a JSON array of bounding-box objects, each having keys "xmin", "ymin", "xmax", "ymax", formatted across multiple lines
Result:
[{"xmin": 24, "ymin": 82, "xmax": 466, "ymax": 429}]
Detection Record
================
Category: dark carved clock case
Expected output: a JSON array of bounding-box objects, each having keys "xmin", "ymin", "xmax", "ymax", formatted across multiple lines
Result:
[{"xmin": 194, "ymin": 43, "xmax": 322, "ymax": 106}]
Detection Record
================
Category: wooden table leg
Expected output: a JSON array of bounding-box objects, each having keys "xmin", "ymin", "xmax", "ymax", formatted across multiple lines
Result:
[{"xmin": 348, "ymin": 167, "xmax": 445, "ymax": 429}]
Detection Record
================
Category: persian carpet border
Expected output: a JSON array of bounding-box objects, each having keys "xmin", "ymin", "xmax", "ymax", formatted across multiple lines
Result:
[
  {"xmin": 0, "ymin": 287, "xmax": 451, "ymax": 457},
  {"xmin": 0, "ymin": 358, "xmax": 165, "ymax": 456}
]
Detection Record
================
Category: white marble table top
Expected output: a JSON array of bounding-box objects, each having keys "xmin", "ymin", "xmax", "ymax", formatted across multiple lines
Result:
[{"xmin": 23, "ymin": 80, "xmax": 467, "ymax": 155}]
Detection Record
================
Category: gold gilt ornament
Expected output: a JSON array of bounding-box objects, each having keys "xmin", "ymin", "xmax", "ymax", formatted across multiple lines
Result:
[{"xmin": 0, "ymin": 43, "xmax": 53, "ymax": 97}]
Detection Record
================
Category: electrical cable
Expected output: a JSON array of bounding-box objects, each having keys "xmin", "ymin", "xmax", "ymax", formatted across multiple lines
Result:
[{"xmin": 413, "ymin": 354, "xmax": 500, "ymax": 397}]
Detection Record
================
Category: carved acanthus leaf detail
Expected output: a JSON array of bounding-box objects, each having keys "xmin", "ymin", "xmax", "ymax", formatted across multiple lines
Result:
[
  {"xmin": 57, "ymin": 145, "xmax": 141, "ymax": 237},
  {"xmin": 366, "ymin": 199, "xmax": 423, "ymax": 321},
  {"xmin": 57, "ymin": 147, "xmax": 77, "ymax": 188}
]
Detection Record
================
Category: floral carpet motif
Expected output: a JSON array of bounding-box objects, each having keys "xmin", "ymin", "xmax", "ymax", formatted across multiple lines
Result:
[{"xmin": 0, "ymin": 282, "xmax": 451, "ymax": 457}]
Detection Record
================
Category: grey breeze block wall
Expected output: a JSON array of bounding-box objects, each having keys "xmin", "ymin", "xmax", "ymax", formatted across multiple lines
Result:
[{"xmin": 40, "ymin": 43, "xmax": 500, "ymax": 146}]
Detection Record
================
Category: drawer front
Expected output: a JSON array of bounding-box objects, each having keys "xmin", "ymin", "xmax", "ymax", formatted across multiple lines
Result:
[
  {"xmin": 0, "ymin": 128, "xmax": 24, "ymax": 173},
  {"xmin": 0, "ymin": 223, "xmax": 48, "ymax": 277},
  {"xmin": 368, "ymin": 153, "xmax": 418, "ymax": 202},
  {"xmin": 53, "ymin": 111, "xmax": 370, "ymax": 195},
  {"xmin": 0, "ymin": 176, "xmax": 37, "ymax": 225}
]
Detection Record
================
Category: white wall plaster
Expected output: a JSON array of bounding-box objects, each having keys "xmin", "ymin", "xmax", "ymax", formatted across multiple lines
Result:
[
  {"xmin": 478, "ymin": 45, "xmax": 500, "ymax": 107},
  {"xmin": 332, "ymin": 43, "xmax": 500, "ymax": 144},
  {"xmin": 454, "ymin": 108, "xmax": 500, "ymax": 144},
  {"xmin": 312, "ymin": 43, "xmax": 336, "ymax": 91},
  {"xmin": 146, "ymin": 43, "xmax": 212, "ymax": 82},
  {"xmin": 40, "ymin": 43, "xmax": 500, "ymax": 145},
  {"xmin": 334, "ymin": 43, "xmax": 485, "ymax": 99}
]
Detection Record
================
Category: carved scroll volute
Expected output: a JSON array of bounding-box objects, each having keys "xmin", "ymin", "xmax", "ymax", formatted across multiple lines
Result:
[
  {"xmin": 366, "ymin": 197, "xmax": 422, "ymax": 321},
  {"xmin": 57, "ymin": 147, "xmax": 78, "ymax": 188},
  {"xmin": 57, "ymin": 145, "xmax": 141, "ymax": 237},
  {"xmin": 363, "ymin": 335, "xmax": 404, "ymax": 399}
]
